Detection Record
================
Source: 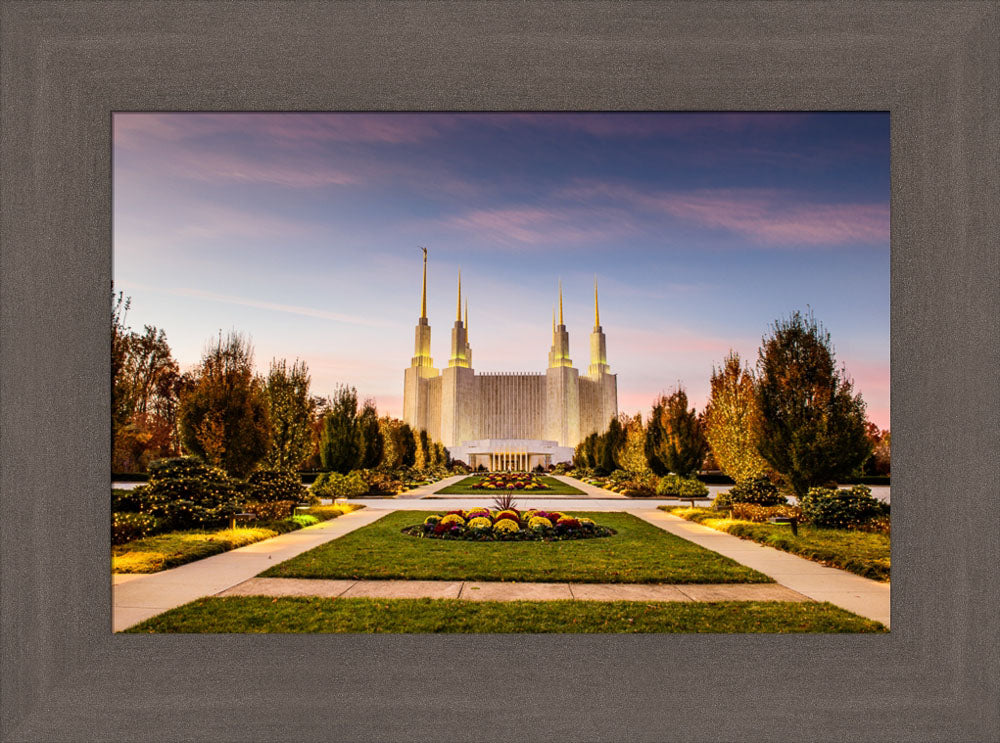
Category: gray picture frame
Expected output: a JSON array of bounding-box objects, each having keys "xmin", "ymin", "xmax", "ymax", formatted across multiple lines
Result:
[{"xmin": 2, "ymin": 2, "xmax": 997, "ymax": 741}]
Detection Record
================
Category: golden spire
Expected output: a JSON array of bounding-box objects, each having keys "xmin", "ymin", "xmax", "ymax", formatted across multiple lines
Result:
[
  {"xmin": 558, "ymin": 279, "xmax": 564, "ymax": 325},
  {"xmin": 464, "ymin": 299, "xmax": 469, "ymax": 336},
  {"xmin": 456, "ymin": 269, "xmax": 462, "ymax": 322},
  {"xmin": 552, "ymin": 305, "xmax": 555, "ymax": 340},
  {"xmin": 419, "ymin": 246, "xmax": 428, "ymax": 319},
  {"xmin": 594, "ymin": 275, "xmax": 600, "ymax": 327}
]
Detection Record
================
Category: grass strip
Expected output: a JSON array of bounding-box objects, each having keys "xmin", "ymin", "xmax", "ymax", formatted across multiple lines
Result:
[
  {"xmin": 124, "ymin": 596, "xmax": 886, "ymax": 633},
  {"xmin": 112, "ymin": 505, "xmax": 362, "ymax": 574},
  {"xmin": 662, "ymin": 507, "xmax": 890, "ymax": 581},
  {"xmin": 260, "ymin": 511, "xmax": 771, "ymax": 584},
  {"xmin": 435, "ymin": 475, "xmax": 585, "ymax": 495}
]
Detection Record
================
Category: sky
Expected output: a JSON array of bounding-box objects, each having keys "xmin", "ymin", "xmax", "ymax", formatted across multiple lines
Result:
[{"xmin": 113, "ymin": 112, "xmax": 890, "ymax": 429}]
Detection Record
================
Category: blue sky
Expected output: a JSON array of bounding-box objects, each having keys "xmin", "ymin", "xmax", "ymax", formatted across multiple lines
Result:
[{"xmin": 113, "ymin": 112, "xmax": 890, "ymax": 428}]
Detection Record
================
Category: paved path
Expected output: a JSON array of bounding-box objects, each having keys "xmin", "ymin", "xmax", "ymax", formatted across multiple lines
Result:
[
  {"xmin": 217, "ymin": 577, "xmax": 810, "ymax": 602},
  {"xmin": 633, "ymin": 509, "xmax": 891, "ymax": 627},
  {"xmin": 112, "ymin": 508, "xmax": 387, "ymax": 632}
]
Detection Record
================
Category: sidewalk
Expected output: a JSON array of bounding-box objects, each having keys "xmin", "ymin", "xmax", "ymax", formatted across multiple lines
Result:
[
  {"xmin": 633, "ymin": 509, "xmax": 891, "ymax": 627},
  {"xmin": 217, "ymin": 577, "xmax": 810, "ymax": 602},
  {"xmin": 112, "ymin": 508, "xmax": 390, "ymax": 631}
]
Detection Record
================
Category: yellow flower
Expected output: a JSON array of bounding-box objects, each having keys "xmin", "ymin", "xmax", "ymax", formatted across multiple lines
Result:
[
  {"xmin": 493, "ymin": 519, "xmax": 520, "ymax": 533},
  {"xmin": 468, "ymin": 517, "xmax": 491, "ymax": 529},
  {"xmin": 440, "ymin": 514, "xmax": 465, "ymax": 526},
  {"xmin": 528, "ymin": 516, "xmax": 552, "ymax": 529}
]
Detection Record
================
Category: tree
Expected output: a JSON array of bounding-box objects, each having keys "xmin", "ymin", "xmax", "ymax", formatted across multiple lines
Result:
[
  {"xmin": 178, "ymin": 331, "xmax": 271, "ymax": 478},
  {"xmin": 263, "ymin": 359, "xmax": 314, "ymax": 470},
  {"xmin": 604, "ymin": 415, "xmax": 626, "ymax": 469},
  {"xmin": 619, "ymin": 413, "xmax": 649, "ymax": 473},
  {"xmin": 397, "ymin": 423, "xmax": 417, "ymax": 468},
  {"xmin": 703, "ymin": 351, "xmax": 770, "ymax": 483},
  {"xmin": 644, "ymin": 398, "xmax": 668, "ymax": 476},
  {"xmin": 756, "ymin": 310, "xmax": 873, "ymax": 496},
  {"xmin": 647, "ymin": 388, "xmax": 708, "ymax": 477},
  {"xmin": 862, "ymin": 422, "xmax": 891, "ymax": 476},
  {"xmin": 413, "ymin": 429, "xmax": 435, "ymax": 471},
  {"xmin": 357, "ymin": 399, "xmax": 384, "ymax": 469},
  {"xmin": 112, "ymin": 291, "xmax": 183, "ymax": 472},
  {"xmin": 319, "ymin": 384, "xmax": 363, "ymax": 474}
]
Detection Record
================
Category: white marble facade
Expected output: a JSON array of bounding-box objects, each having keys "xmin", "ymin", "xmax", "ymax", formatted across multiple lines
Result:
[{"xmin": 403, "ymin": 256, "xmax": 617, "ymax": 464}]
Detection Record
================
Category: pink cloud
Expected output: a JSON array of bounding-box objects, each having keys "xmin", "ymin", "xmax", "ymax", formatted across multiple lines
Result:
[
  {"xmin": 442, "ymin": 206, "xmax": 636, "ymax": 247},
  {"xmin": 560, "ymin": 183, "xmax": 888, "ymax": 246},
  {"xmin": 160, "ymin": 150, "xmax": 359, "ymax": 188},
  {"xmin": 470, "ymin": 112, "xmax": 804, "ymax": 139},
  {"xmin": 114, "ymin": 113, "xmax": 458, "ymax": 148}
]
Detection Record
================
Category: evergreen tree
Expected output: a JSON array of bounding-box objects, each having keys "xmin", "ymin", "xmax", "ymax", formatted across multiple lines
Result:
[
  {"xmin": 178, "ymin": 331, "xmax": 271, "ymax": 478},
  {"xmin": 263, "ymin": 359, "xmax": 314, "ymax": 470},
  {"xmin": 357, "ymin": 398, "xmax": 384, "ymax": 469},
  {"xmin": 648, "ymin": 388, "xmax": 708, "ymax": 476},
  {"xmin": 318, "ymin": 384, "xmax": 362, "ymax": 474},
  {"xmin": 603, "ymin": 415, "xmax": 626, "ymax": 469},
  {"xmin": 756, "ymin": 311, "xmax": 873, "ymax": 496},
  {"xmin": 397, "ymin": 423, "xmax": 417, "ymax": 467},
  {"xmin": 644, "ymin": 398, "xmax": 669, "ymax": 476}
]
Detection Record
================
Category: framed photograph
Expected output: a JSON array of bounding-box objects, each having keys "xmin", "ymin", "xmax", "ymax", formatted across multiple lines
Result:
[{"xmin": 2, "ymin": 2, "xmax": 996, "ymax": 741}]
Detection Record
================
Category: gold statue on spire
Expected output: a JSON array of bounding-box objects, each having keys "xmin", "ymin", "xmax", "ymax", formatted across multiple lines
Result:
[
  {"xmin": 418, "ymin": 247, "xmax": 428, "ymax": 319},
  {"xmin": 594, "ymin": 275, "xmax": 600, "ymax": 328}
]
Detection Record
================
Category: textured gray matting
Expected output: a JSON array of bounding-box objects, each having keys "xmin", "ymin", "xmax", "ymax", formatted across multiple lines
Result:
[{"xmin": 1, "ymin": 2, "xmax": 998, "ymax": 742}]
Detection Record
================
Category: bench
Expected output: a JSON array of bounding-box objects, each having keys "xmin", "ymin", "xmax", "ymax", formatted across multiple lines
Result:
[
  {"xmin": 229, "ymin": 512, "xmax": 258, "ymax": 530},
  {"xmin": 767, "ymin": 516, "xmax": 798, "ymax": 536}
]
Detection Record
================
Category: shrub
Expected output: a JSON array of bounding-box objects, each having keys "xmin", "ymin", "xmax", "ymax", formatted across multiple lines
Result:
[
  {"xmin": 679, "ymin": 478, "xmax": 709, "ymax": 498},
  {"xmin": 655, "ymin": 474, "xmax": 683, "ymax": 496},
  {"xmin": 468, "ymin": 517, "xmax": 492, "ymax": 529},
  {"xmin": 356, "ymin": 469, "xmax": 402, "ymax": 495},
  {"xmin": 731, "ymin": 503, "xmax": 803, "ymax": 523},
  {"xmin": 141, "ymin": 456, "xmax": 240, "ymax": 529},
  {"xmin": 243, "ymin": 500, "xmax": 296, "ymax": 520},
  {"xmin": 494, "ymin": 518, "xmax": 520, "ymax": 533},
  {"xmin": 725, "ymin": 476, "xmax": 786, "ymax": 506},
  {"xmin": 310, "ymin": 470, "xmax": 368, "ymax": 499},
  {"xmin": 246, "ymin": 468, "xmax": 307, "ymax": 503},
  {"xmin": 112, "ymin": 487, "xmax": 148, "ymax": 513},
  {"xmin": 288, "ymin": 514, "xmax": 319, "ymax": 527},
  {"xmin": 799, "ymin": 484, "xmax": 887, "ymax": 529},
  {"xmin": 529, "ymin": 516, "xmax": 553, "ymax": 529},
  {"xmin": 112, "ymin": 512, "xmax": 161, "ymax": 544}
]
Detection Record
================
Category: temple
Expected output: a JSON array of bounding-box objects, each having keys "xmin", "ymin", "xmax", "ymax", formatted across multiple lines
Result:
[{"xmin": 402, "ymin": 250, "xmax": 617, "ymax": 470}]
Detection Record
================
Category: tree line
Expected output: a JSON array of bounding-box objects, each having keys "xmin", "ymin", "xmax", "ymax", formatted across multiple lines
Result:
[
  {"xmin": 574, "ymin": 310, "xmax": 889, "ymax": 496},
  {"xmin": 112, "ymin": 291, "xmax": 447, "ymax": 477}
]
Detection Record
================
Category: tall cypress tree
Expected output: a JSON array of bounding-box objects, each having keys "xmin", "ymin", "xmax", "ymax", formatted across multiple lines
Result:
[
  {"xmin": 357, "ymin": 398, "xmax": 384, "ymax": 469},
  {"xmin": 644, "ymin": 398, "xmax": 669, "ymax": 476},
  {"xmin": 319, "ymin": 384, "xmax": 362, "ymax": 474}
]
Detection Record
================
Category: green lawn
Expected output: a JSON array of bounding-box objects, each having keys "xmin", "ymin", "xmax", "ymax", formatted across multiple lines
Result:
[
  {"xmin": 259, "ymin": 511, "xmax": 771, "ymax": 584},
  {"xmin": 112, "ymin": 505, "xmax": 360, "ymax": 574},
  {"xmin": 435, "ymin": 475, "xmax": 585, "ymax": 495},
  {"xmin": 663, "ymin": 507, "xmax": 891, "ymax": 581},
  {"xmin": 124, "ymin": 596, "xmax": 886, "ymax": 633}
]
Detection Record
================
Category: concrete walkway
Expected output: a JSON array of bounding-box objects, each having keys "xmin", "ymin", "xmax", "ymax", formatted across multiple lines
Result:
[
  {"xmin": 112, "ymin": 508, "xmax": 387, "ymax": 632},
  {"xmin": 634, "ymin": 509, "xmax": 891, "ymax": 628},
  {"xmin": 218, "ymin": 577, "xmax": 810, "ymax": 602}
]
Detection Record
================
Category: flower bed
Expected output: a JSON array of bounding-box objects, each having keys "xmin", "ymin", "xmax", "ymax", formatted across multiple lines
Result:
[
  {"xmin": 469, "ymin": 473, "xmax": 551, "ymax": 491},
  {"xmin": 402, "ymin": 508, "xmax": 615, "ymax": 541}
]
